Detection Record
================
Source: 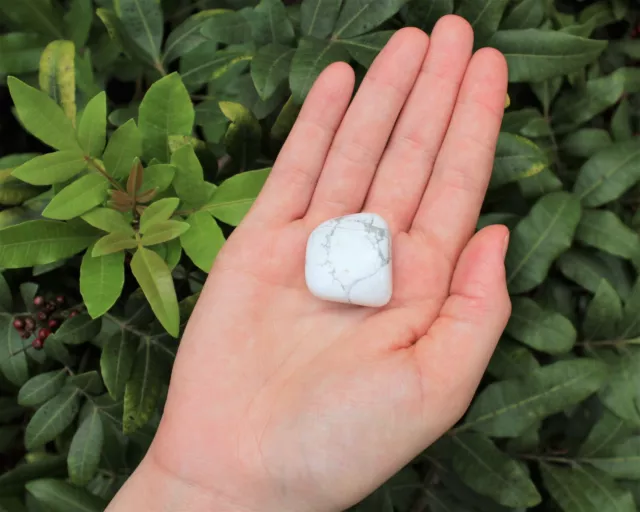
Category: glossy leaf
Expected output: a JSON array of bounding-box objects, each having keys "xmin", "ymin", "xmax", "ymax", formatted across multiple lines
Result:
[
  {"xmin": 491, "ymin": 133, "xmax": 547, "ymax": 188},
  {"xmin": 0, "ymin": 316, "xmax": 29, "ymax": 386},
  {"xmin": 130, "ymin": 247, "xmax": 179, "ymax": 337},
  {"xmin": 487, "ymin": 338, "xmax": 540, "ymax": 380},
  {"xmin": 180, "ymin": 211, "xmax": 225, "ymax": 272},
  {"xmin": 114, "ymin": 0, "xmax": 163, "ymax": 66},
  {"xmin": 42, "ymin": 174, "xmax": 110, "ymax": 220},
  {"xmin": 7, "ymin": 77, "xmax": 79, "ymax": 151},
  {"xmin": 0, "ymin": 33, "xmax": 44, "ymax": 76},
  {"xmin": 0, "ymin": 220, "xmax": 97, "ymax": 269},
  {"xmin": 579, "ymin": 409, "xmax": 633, "ymax": 457},
  {"xmin": 80, "ymin": 248, "xmax": 125, "ymax": 318},
  {"xmin": 506, "ymin": 297, "xmax": 576, "ymax": 354},
  {"xmin": 576, "ymin": 209, "xmax": 640, "ymax": 260},
  {"xmin": 140, "ymin": 198, "xmax": 180, "ymax": 233},
  {"xmin": 506, "ymin": 192, "xmax": 582, "ymax": 294},
  {"xmin": 583, "ymin": 279, "xmax": 622, "ymax": 341},
  {"xmin": 573, "ymin": 141, "xmax": 640, "ymax": 207},
  {"xmin": 26, "ymin": 478, "xmax": 107, "ymax": 512},
  {"xmin": 67, "ymin": 408, "xmax": 104, "ymax": 486},
  {"xmin": 251, "ymin": 0, "xmax": 295, "ymax": 45},
  {"xmin": 219, "ymin": 101, "xmax": 263, "ymax": 169},
  {"xmin": 251, "ymin": 43, "xmax": 295, "ymax": 100},
  {"xmin": 140, "ymin": 220, "xmax": 189, "ymax": 246},
  {"xmin": 12, "ymin": 150, "xmax": 86, "ymax": 186},
  {"xmin": 81, "ymin": 208, "xmax": 134, "ymax": 234},
  {"xmin": 489, "ymin": 29, "xmax": 607, "ymax": 82},
  {"xmin": 561, "ymin": 128, "xmax": 612, "ymax": 159},
  {"xmin": 452, "ymin": 433, "xmax": 541, "ymax": 507},
  {"xmin": 170, "ymin": 145, "xmax": 209, "ymax": 208},
  {"xmin": 18, "ymin": 371, "xmax": 67, "ymax": 407},
  {"xmin": 123, "ymin": 339, "xmax": 164, "ymax": 434},
  {"xmin": 456, "ymin": 0, "xmax": 509, "ymax": 46},
  {"xmin": 50, "ymin": 313, "xmax": 101, "ymax": 345},
  {"xmin": 101, "ymin": 330, "xmax": 139, "ymax": 400},
  {"xmin": 92, "ymin": 232, "xmax": 138, "ymax": 256},
  {"xmin": 204, "ymin": 167, "xmax": 270, "ymax": 225},
  {"xmin": 201, "ymin": 10, "xmax": 253, "ymax": 45},
  {"xmin": 338, "ymin": 31, "xmax": 393, "ymax": 68},
  {"xmin": 103, "ymin": 119, "xmax": 143, "ymax": 179},
  {"xmin": 301, "ymin": 0, "xmax": 343, "ymax": 38},
  {"xmin": 138, "ymin": 73, "xmax": 194, "ymax": 163},
  {"xmin": 77, "ymin": 92, "xmax": 107, "ymax": 158},
  {"xmin": 25, "ymin": 387, "xmax": 80, "ymax": 450},
  {"xmin": 162, "ymin": 9, "xmax": 227, "ymax": 64},
  {"xmin": 501, "ymin": 0, "xmax": 545, "ymax": 29},
  {"xmin": 333, "ymin": 0, "xmax": 408, "ymax": 38},
  {"xmin": 404, "ymin": 0, "xmax": 453, "ymax": 32},
  {"xmin": 463, "ymin": 359, "xmax": 609, "ymax": 437},
  {"xmin": 180, "ymin": 43, "xmax": 253, "ymax": 90},
  {"xmin": 38, "ymin": 40, "xmax": 76, "ymax": 124}
]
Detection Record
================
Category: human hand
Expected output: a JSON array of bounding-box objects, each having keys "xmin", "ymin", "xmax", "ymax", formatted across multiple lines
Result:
[{"xmin": 107, "ymin": 15, "xmax": 510, "ymax": 512}]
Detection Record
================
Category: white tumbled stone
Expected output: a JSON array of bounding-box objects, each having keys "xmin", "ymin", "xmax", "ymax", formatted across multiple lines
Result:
[{"xmin": 305, "ymin": 213, "xmax": 392, "ymax": 307}]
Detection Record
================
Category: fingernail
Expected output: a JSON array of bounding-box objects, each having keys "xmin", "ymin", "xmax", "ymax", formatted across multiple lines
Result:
[{"xmin": 502, "ymin": 231, "xmax": 510, "ymax": 259}]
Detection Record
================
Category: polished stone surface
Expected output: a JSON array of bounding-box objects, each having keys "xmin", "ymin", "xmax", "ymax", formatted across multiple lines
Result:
[{"xmin": 305, "ymin": 213, "xmax": 392, "ymax": 307}]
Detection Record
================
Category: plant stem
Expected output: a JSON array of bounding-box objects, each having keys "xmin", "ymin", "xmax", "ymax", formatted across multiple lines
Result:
[
  {"xmin": 518, "ymin": 453, "xmax": 574, "ymax": 464},
  {"xmin": 577, "ymin": 337, "xmax": 640, "ymax": 347},
  {"xmin": 86, "ymin": 157, "xmax": 125, "ymax": 192}
]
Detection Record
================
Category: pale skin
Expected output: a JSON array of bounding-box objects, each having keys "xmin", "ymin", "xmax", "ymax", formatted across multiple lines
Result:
[{"xmin": 107, "ymin": 16, "xmax": 511, "ymax": 512}]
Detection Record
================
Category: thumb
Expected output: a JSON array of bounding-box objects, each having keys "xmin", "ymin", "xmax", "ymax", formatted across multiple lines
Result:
[{"xmin": 414, "ymin": 224, "xmax": 511, "ymax": 424}]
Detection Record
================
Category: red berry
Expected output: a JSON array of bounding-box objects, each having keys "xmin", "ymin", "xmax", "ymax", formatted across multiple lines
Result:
[
  {"xmin": 20, "ymin": 331, "xmax": 30, "ymax": 340},
  {"xmin": 13, "ymin": 318, "xmax": 24, "ymax": 330},
  {"xmin": 31, "ymin": 339, "xmax": 44, "ymax": 350},
  {"xmin": 38, "ymin": 328, "xmax": 51, "ymax": 340},
  {"xmin": 69, "ymin": 310, "xmax": 79, "ymax": 318},
  {"xmin": 55, "ymin": 295, "xmax": 65, "ymax": 304},
  {"xmin": 48, "ymin": 319, "xmax": 59, "ymax": 329},
  {"xmin": 24, "ymin": 317, "xmax": 35, "ymax": 331},
  {"xmin": 33, "ymin": 296, "xmax": 44, "ymax": 306},
  {"xmin": 37, "ymin": 311, "xmax": 48, "ymax": 321}
]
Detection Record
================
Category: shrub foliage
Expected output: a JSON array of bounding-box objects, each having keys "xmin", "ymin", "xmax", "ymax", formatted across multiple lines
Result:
[{"xmin": 1, "ymin": 0, "xmax": 640, "ymax": 510}]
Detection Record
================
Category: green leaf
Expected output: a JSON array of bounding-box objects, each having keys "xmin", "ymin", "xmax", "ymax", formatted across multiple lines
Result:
[
  {"xmin": 540, "ymin": 463, "xmax": 635, "ymax": 512},
  {"xmin": 203, "ymin": 167, "xmax": 270, "ymax": 225},
  {"xmin": 81, "ymin": 208, "xmax": 134, "ymax": 234},
  {"xmin": 552, "ymin": 71, "xmax": 625, "ymax": 133},
  {"xmin": 251, "ymin": 44, "xmax": 295, "ymax": 100},
  {"xmin": 583, "ymin": 279, "xmax": 622, "ymax": 341},
  {"xmin": 123, "ymin": 339, "xmax": 164, "ymax": 434},
  {"xmin": 556, "ymin": 249, "xmax": 625, "ymax": 297},
  {"xmin": 487, "ymin": 337, "xmax": 540, "ymax": 380},
  {"xmin": 201, "ymin": 10, "xmax": 253, "ymax": 45},
  {"xmin": 7, "ymin": 77, "xmax": 79, "ymax": 151},
  {"xmin": 180, "ymin": 211, "xmax": 225, "ymax": 272},
  {"xmin": 585, "ymin": 437, "xmax": 640, "ymax": 479},
  {"xmin": 599, "ymin": 350, "xmax": 640, "ymax": 426},
  {"xmin": 80, "ymin": 248, "xmax": 125, "ymax": 318},
  {"xmin": 179, "ymin": 43, "xmax": 253, "ymax": 91},
  {"xmin": 26, "ymin": 478, "xmax": 107, "ymax": 512},
  {"xmin": 140, "ymin": 198, "xmax": 180, "ymax": 233},
  {"xmin": 501, "ymin": 0, "xmax": 545, "ymax": 29},
  {"xmin": 490, "ymin": 133, "xmax": 547, "ymax": 188},
  {"xmin": 162, "ymin": 9, "xmax": 227, "ymax": 64},
  {"xmin": 611, "ymin": 97, "xmax": 633, "ymax": 142},
  {"xmin": 18, "ymin": 371, "xmax": 67, "ymax": 407},
  {"xmin": 576, "ymin": 209, "xmax": 640, "ymax": 260},
  {"xmin": 0, "ymin": 33, "xmax": 44, "ymax": 76},
  {"xmin": 64, "ymin": 0, "xmax": 93, "ymax": 48},
  {"xmin": 290, "ymin": 38, "xmax": 350, "ymax": 104},
  {"xmin": 170, "ymin": 145, "xmax": 209, "ymax": 208},
  {"xmin": 404, "ymin": 0, "xmax": 453, "ymax": 32},
  {"xmin": 579, "ymin": 409, "xmax": 633, "ymax": 457},
  {"xmin": 68, "ymin": 371, "xmax": 104, "ymax": 394},
  {"xmin": 25, "ymin": 387, "xmax": 80, "ymax": 450},
  {"xmin": 573, "ymin": 141, "xmax": 640, "ymax": 207},
  {"xmin": 101, "ymin": 330, "xmax": 139, "ymax": 400},
  {"xmin": 140, "ymin": 220, "xmax": 189, "ymax": 246},
  {"xmin": 38, "ymin": 40, "xmax": 76, "ymax": 124},
  {"xmin": 333, "ymin": 0, "xmax": 407, "ymax": 38},
  {"xmin": 338, "ymin": 31, "xmax": 393, "ymax": 68},
  {"xmin": 43, "ymin": 338, "xmax": 73, "ymax": 366},
  {"xmin": 506, "ymin": 297, "xmax": 576, "ymax": 354},
  {"xmin": 92, "ymin": 232, "xmax": 137, "ymax": 257},
  {"xmin": 77, "ymin": 92, "xmax": 107, "ymax": 158},
  {"xmin": 502, "ymin": 108, "xmax": 552, "ymax": 138},
  {"xmin": 50, "ymin": 314, "xmax": 101, "ymax": 345},
  {"xmin": 138, "ymin": 73, "xmax": 194, "ymax": 163},
  {"xmin": 0, "ymin": 220, "xmax": 97, "ymax": 269},
  {"xmin": 42, "ymin": 174, "xmax": 110, "ymax": 221},
  {"xmin": 0, "ymin": 274, "xmax": 11, "ymax": 312},
  {"xmin": 114, "ymin": 0, "xmax": 163, "ymax": 66},
  {"xmin": 561, "ymin": 128, "xmax": 613, "ymax": 159},
  {"xmin": 67, "ymin": 408, "xmax": 104, "ymax": 486},
  {"xmin": 219, "ymin": 102, "xmax": 263, "ymax": 169},
  {"xmin": 103, "ymin": 119, "xmax": 142, "ymax": 179},
  {"xmin": 251, "ymin": 0, "xmax": 295, "ymax": 45},
  {"xmin": 130, "ymin": 247, "xmax": 179, "ymax": 337},
  {"xmin": 489, "ymin": 29, "xmax": 607, "ymax": 82},
  {"xmin": 301, "ymin": 0, "xmax": 343, "ymax": 38},
  {"xmin": 141, "ymin": 164, "xmax": 176, "ymax": 193},
  {"xmin": 0, "ymin": 316, "xmax": 29, "ymax": 386},
  {"xmin": 506, "ymin": 192, "xmax": 582, "ymax": 294},
  {"xmin": 456, "ymin": 0, "xmax": 509, "ymax": 47},
  {"xmin": 463, "ymin": 359, "xmax": 609, "ymax": 437},
  {"xmin": 451, "ymin": 433, "xmax": 541, "ymax": 507},
  {"xmin": 0, "ymin": 0, "xmax": 65, "ymax": 40},
  {"xmin": 12, "ymin": 150, "xmax": 86, "ymax": 186}
]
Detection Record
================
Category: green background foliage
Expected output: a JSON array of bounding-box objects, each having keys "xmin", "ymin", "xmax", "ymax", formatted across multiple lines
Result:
[{"xmin": 0, "ymin": 0, "xmax": 639, "ymax": 510}]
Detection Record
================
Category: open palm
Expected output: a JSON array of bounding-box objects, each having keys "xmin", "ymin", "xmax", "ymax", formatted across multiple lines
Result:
[{"xmin": 118, "ymin": 16, "xmax": 511, "ymax": 512}]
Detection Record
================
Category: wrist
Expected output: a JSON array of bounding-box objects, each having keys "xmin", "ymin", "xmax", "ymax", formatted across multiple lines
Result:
[{"xmin": 106, "ymin": 452, "xmax": 247, "ymax": 512}]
